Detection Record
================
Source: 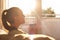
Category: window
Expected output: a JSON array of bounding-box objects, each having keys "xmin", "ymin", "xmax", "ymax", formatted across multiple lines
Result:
[
  {"xmin": 6, "ymin": 0, "xmax": 36, "ymax": 16},
  {"xmin": 42, "ymin": 0, "xmax": 60, "ymax": 18}
]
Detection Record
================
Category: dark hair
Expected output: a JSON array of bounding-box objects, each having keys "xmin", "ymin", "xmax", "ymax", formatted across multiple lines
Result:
[{"xmin": 2, "ymin": 10, "xmax": 17, "ymax": 31}]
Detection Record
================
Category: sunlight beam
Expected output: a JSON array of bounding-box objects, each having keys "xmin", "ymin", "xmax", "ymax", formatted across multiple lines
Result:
[{"xmin": 6, "ymin": 0, "xmax": 36, "ymax": 16}]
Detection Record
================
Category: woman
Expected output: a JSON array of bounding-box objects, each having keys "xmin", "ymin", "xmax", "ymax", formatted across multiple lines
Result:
[{"xmin": 2, "ymin": 7, "xmax": 26, "ymax": 40}]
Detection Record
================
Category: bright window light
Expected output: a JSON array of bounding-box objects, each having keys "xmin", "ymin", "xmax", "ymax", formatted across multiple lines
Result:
[
  {"xmin": 6, "ymin": 0, "xmax": 36, "ymax": 16},
  {"xmin": 42, "ymin": 0, "xmax": 60, "ymax": 17}
]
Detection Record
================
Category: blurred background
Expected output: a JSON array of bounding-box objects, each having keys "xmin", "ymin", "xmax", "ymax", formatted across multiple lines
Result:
[{"xmin": 0, "ymin": 0, "xmax": 60, "ymax": 40}]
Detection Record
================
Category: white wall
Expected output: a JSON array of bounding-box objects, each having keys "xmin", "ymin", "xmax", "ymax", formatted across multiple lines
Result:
[{"xmin": 41, "ymin": 18, "xmax": 60, "ymax": 40}]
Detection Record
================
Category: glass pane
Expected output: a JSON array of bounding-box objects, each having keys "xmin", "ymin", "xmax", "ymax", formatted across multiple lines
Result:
[
  {"xmin": 6, "ymin": 0, "xmax": 36, "ymax": 16},
  {"xmin": 42, "ymin": 0, "xmax": 60, "ymax": 18}
]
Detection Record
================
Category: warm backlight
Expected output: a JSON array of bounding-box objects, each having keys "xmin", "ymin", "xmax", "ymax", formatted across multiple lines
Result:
[{"xmin": 6, "ymin": 0, "xmax": 36, "ymax": 15}]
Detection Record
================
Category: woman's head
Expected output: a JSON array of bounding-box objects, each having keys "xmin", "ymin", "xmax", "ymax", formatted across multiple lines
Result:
[{"xmin": 2, "ymin": 7, "xmax": 25, "ymax": 31}]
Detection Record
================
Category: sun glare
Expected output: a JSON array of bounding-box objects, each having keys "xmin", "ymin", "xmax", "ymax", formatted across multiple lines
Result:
[
  {"xmin": 6, "ymin": 0, "xmax": 36, "ymax": 16},
  {"xmin": 20, "ymin": 0, "xmax": 36, "ymax": 15},
  {"xmin": 42, "ymin": 0, "xmax": 60, "ymax": 15}
]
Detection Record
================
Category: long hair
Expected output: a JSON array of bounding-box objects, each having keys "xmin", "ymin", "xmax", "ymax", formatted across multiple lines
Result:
[
  {"xmin": 2, "ymin": 7, "xmax": 23, "ymax": 31},
  {"xmin": 2, "ymin": 10, "xmax": 17, "ymax": 31}
]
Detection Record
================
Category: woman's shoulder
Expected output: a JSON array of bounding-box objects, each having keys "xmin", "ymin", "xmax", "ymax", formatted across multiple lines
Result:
[{"xmin": 8, "ymin": 29, "xmax": 26, "ymax": 35}]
